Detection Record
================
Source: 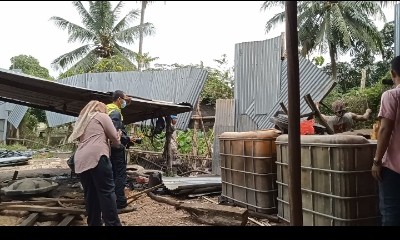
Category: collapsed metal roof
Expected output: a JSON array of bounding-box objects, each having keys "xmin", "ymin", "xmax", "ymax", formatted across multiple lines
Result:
[
  {"xmin": 45, "ymin": 67, "xmax": 208, "ymax": 129},
  {"xmin": 234, "ymin": 36, "xmax": 334, "ymax": 131},
  {"xmin": 0, "ymin": 68, "xmax": 193, "ymax": 124}
]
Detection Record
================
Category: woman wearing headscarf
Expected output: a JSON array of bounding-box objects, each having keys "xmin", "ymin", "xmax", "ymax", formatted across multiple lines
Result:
[{"xmin": 68, "ymin": 100, "xmax": 122, "ymax": 226}]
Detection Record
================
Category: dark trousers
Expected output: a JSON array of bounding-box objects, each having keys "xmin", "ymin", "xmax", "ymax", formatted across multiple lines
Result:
[
  {"xmin": 79, "ymin": 155, "xmax": 121, "ymax": 226},
  {"xmin": 110, "ymin": 147, "xmax": 128, "ymax": 209},
  {"xmin": 379, "ymin": 167, "xmax": 400, "ymax": 226}
]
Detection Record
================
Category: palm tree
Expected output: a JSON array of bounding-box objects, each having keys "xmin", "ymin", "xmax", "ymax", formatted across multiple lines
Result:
[
  {"xmin": 134, "ymin": 52, "xmax": 159, "ymax": 70},
  {"xmin": 50, "ymin": 1, "xmax": 155, "ymax": 73},
  {"xmin": 261, "ymin": 1, "xmax": 386, "ymax": 82},
  {"xmin": 136, "ymin": 1, "xmax": 165, "ymax": 71},
  {"xmin": 137, "ymin": 1, "xmax": 153, "ymax": 71}
]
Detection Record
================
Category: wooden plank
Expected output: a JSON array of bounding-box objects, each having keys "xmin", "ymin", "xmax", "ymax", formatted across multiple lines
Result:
[
  {"xmin": 19, "ymin": 213, "xmax": 39, "ymax": 226},
  {"xmin": 29, "ymin": 197, "xmax": 85, "ymax": 204},
  {"xmin": 0, "ymin": 205, "xmax": 85, "ymax": 215},
  {"xmin": 177, "ymin": 202, "xmax": 249, "ymax": 226},
  {"xmin": 57, "ymin": 215, "xmax": 75, "ymax": 226},
  {"xmin": 304, "ymin": 94, "xmax": 334, "ymax": 134},
  {"xmin": 280, "ymin": 102, "xmax": 288, "ymax": 114}
]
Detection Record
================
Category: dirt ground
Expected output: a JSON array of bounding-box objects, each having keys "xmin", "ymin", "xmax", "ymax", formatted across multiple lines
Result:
[{"xmin": 0, "ymin": 156, "xmax": 273, "ymax": 226}]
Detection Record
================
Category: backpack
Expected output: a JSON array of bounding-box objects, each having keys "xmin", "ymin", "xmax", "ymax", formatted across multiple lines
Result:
[{"xmin": 153, "ymin": 117, "xmax": 165, "ymax": 135}]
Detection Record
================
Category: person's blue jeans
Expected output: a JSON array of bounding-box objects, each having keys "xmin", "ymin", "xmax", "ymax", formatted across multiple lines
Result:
[{"xmin": 379, "ymin": 167, "xmax": 400, "ymax": 226}]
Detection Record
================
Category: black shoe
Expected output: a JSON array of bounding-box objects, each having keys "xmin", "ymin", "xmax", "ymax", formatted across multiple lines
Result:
[{"xmin": 117, "ymin": 205, "xmax": 137, "ymax": 214}]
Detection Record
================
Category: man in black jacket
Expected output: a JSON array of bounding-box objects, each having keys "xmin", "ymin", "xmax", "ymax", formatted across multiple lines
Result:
[{"xmin": 107, "ymin": 90, "xmax": 134, "ymax": 211}]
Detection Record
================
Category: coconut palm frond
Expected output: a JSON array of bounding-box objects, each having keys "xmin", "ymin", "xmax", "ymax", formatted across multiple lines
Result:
[
  {"xmin": 114, "ymin": 22, "xmax": 155, "ymax": 45},
  {"xmin": 112, "ymin": 9, "xmax": 140, "ymax": 34},
  {"xmin": 51, "ymin": 44, "xmax": 93, "ymax": 70}
]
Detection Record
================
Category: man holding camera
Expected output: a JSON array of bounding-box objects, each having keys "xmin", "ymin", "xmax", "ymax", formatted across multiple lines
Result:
[{"xmin": 107, "ymin": 90, "xmax": 139, "ymax": 212}]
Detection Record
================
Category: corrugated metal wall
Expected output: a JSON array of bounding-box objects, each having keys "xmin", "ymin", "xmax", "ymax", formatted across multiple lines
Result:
[
  {"xmin": 45, "ymin": 67, "xmax": 208, "ymax": 130},
  {"xmin": 234, "ymin": 38, "xmax": 333, "ymax": 131},
  {"xmin": 212, "ymin": 99, "xmax": 235, "ymax": 175},
  {"xmin": 234, "ymin": 36, "xmax": 283, "ymax": 131},
  {"xmin": 395, "ymin": 3, "xmax": 400, "ymax": 57},
  {"xmin": 259, "ymin": 56, "xmax": 334, "ymax": 129}
]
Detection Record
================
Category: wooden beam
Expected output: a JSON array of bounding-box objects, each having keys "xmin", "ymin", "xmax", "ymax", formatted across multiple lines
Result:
[
  {"xmin": 177, "ymin": 202, "xmax": 249, "ymax": 226},
  {"xmin": 191, "ymin": 116, "xmax": 215, "ymax": 120},
  {"xmin": 58, "ymin": 215, "xmax": 76, "ymax": 226},
  {"xmin": 280, "ymin": 102, "xmax": 289, "ymax": 115},
  {"xmin": 19, "ymin": 213, "xmax": 39, "ymax": 226},
  {"xmin": 0, "ymin": 205, "xmax": 85, "ymax": 215},
  {"xmin": 304, "ymin": 94, "xmax": 334, "ymax": 134}
]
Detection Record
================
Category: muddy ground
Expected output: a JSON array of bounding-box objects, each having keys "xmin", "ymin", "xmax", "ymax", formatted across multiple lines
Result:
[{"xmin": 0, "ymin": 156, "xmax": 273, "ymax": 226}]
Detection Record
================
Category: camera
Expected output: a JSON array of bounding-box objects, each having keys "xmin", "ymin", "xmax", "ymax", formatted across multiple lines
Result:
[{"xmin": 382, "ymin": 79, "xmax": 393, "ymax": 85}]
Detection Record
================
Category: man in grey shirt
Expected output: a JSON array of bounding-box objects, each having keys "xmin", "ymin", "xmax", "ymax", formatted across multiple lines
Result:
[{"xmin": 317, "ymin": 100, "xmax": 372, "ymax": 133}]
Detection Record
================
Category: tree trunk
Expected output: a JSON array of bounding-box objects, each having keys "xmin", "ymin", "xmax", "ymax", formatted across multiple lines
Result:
[
  {"xmin": 138, "ymin": 1, "xmax": 147, "ymax": 72},
  {"xmin": 329, "ymin": 44, "xmax": 337, "ymax": 82},
  {"xmin": 360, "ymin": 68, "xmax": 366, "ymax": 89}
]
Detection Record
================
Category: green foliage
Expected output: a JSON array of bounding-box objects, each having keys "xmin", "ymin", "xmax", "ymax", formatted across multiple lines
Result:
[
  {"xmin": 50, "ymin": 1, "xmax": 155, "ymax": 73},
  {"xmin": 58, "ymin": 68, "xmax": 86, "ymax": 79},
  {"xmin": 176, "ymin": 129, "xmax": 213, "ymax": 155},
  {"xmin": 19, "ymin": 111, "xmax": 39, "ymax": 139},
  {"xmin": 134, "ymin": 52, "xmax": 159, "ymax": 71},
  {"xmin": 312, "ymin": 56, "xmax": 324, "ymax": 66},
  {"xmin": 58, "ymin": 54, "xmax": 139, "ymax": 79},
  {"xmin": 9, "ymin": 54, "xmax": 53, "ymax": 123},
  {"xmin": 0, "ymin": 143, "xmax": 28, "ymax": 151},
  {"xmin": 200, "ymin": 68, "xmax": 233, "ymax": 105},
  {"xmin": 134, "ymin": 126, "xmax": 213, "ymax": 156},
  {"xmin": 9, "ymin": 55, "xmax": 54, "ymax": 80},
  {"xmin": 91, "ymin": 55, "xmax": 137, "ymax": 73},
  {"xmin": 152, "ymin": 54, "xmax": 234, "ymax": 105},
  {"xmin": 322, "ymin": 62, "xmax": 361, "ymax": 92},
  {"xmin": 323, "ymin": 81, "xmax": 392, "ymax": 129}
]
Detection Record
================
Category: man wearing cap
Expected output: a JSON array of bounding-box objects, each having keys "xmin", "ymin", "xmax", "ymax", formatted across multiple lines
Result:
[
  {"xmin": 107, "ymin": 90, "xmax": 136, "ymax": 212},
  {"xmin": 317, "ymin": 100, "xmax": 372, "ymax": 133}
]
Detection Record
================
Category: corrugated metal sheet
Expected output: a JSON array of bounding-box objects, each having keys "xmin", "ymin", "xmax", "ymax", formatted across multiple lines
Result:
[
  {"xmin": 162, "ymin": 176, "xmax": 221, "ymax": 191},
  {"xmin": 395, "ymin": 3, "xmax": 400, "ymax": 56},
  {"xmin": 7, "ymin": 104, "xmax": 29, "ymax": 128},
  {"xmin": 234, "ymin": 37, "xmax": 333, "ymax": 131},
  {"xmin": 212, "ymin": 99, "xmax": 235, "ymax": 175},
  {"xmin": 46, "ymin": 67, "xmax": 208, "ymax": 130},
  {"xmin": 258, "ymin": 56, "xmax": 333, "ymax": 129},
  {"xmin": 235, "ymin": 36, "xmax": 282, "ymax": 116}
]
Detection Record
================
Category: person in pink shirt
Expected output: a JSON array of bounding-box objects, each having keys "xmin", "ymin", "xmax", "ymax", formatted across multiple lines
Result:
[
  {"xmin": 372, "ymin": 56, "xmax": 400, "ymax": 226},
  {"xmin": 68, "ymin": 100, "xmax": 122, "ymax": 226}
]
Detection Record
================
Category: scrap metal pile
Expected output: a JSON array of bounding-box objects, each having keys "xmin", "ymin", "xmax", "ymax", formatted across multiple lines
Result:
[{"xmin": 0, "ymin": 150, "xmax": 34, "ymax": 167}]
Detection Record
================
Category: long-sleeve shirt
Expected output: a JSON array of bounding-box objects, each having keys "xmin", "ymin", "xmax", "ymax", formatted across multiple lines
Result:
[{"xmin": 74, "ymin": 112, "xmax": 120, "ymax": 174}]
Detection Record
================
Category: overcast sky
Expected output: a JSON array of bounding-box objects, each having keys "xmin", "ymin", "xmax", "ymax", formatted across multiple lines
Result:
[{"xmin": 0, "ymin": 1, "xmax": 395, "ymax": 78}]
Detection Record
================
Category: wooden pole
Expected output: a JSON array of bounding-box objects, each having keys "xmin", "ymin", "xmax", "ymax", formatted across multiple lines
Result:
[
  {"xmin": 164, "ymin": 116, "xmax": 173, "ymax": 175},
  {"xmin": 285, "ymin": 1, "xmax": 303, "ymax": 226}
]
